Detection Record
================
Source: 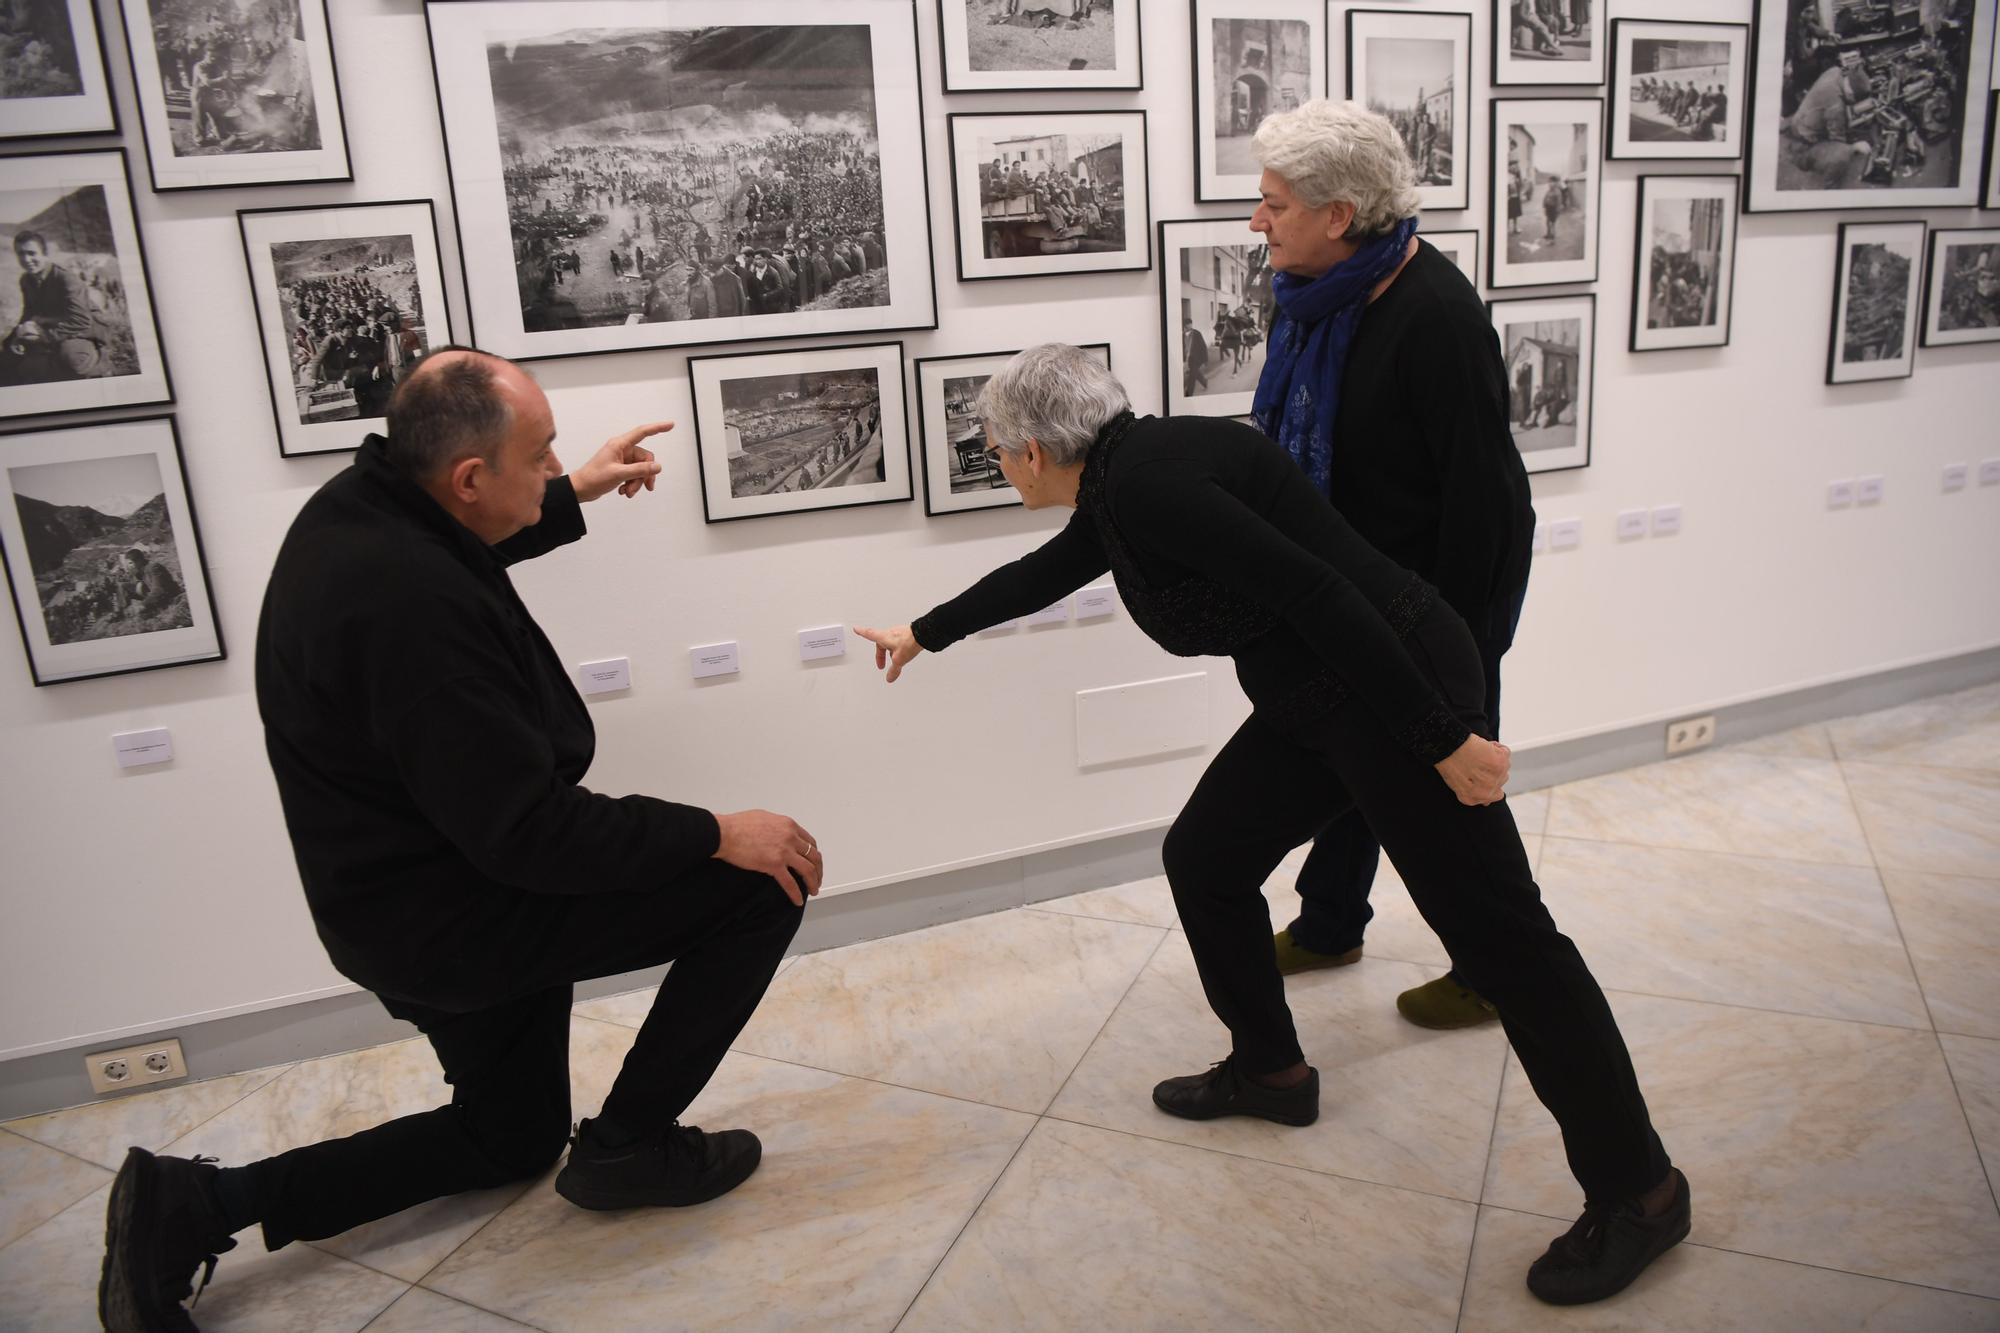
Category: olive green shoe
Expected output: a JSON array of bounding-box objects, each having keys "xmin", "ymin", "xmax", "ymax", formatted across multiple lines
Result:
[
  {"xmin": 1273, "ymin": 930, "xmax": 1364, "ymax": 976},
  {"xmin": 1396, "ymin": 974, "xmax": 1498, "ymax": 1029}
]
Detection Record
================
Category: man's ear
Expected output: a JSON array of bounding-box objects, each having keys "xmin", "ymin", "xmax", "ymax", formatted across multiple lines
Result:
[{"xmin": 442, "ymin": 454, "xmax": 486, "ymax": 506}]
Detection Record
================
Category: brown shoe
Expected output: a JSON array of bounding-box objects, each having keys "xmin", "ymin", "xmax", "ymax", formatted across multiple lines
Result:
[{"xmin": 1273, "ymin": 930, "xmax": 1364, "ymax": 976}]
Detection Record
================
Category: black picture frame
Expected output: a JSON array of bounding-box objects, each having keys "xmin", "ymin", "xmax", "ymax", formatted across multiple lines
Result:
[
  {"xmin": 1489, "ymin": 292, "xmax": 1595, "ymax": 475},
  {"xmin": 0, "ymin": 147, "xmax": 175, "ymax": 423},
  {"xmin": 947, "ymin": 108, "xmax": 1152, "ymax": 284},
  {"xmin": 115, "ymin": 0, "xmax": 354, "ymax": 192},
  {"xmin": 0, "ymin": 0, "xmax": 121, "ymax": 141},
  {"xmin": 237, "ymin": 199, "xmax": 456, "ymax": 459},
  {"xmin": 1917, "ymin": 225, "xmax": 2000, "ymax": 348},
  {"xmin": 1346, "ymin": 7, "xmax": 1472, "ymax": 213},
  {"xmin": 0, "ymin": 413, "xmax": 225, "ymax": 686},
  {"xmin": 1488, "ymin": 96, "xmax": 1604, "ymax": 290},
  {"xmin": 1985, "ymin": 91, "xmax": 2000, "ymax": 210},
  {"xmin": 1629, "ymin": 174, "xmax": 1739, "ymax": 354},
  {"xmin": 913, "ymin": 343, "xmax": 1111, "ymax": 516},
  {"xmin": 687, "ymin": 339, "xmax": 914, "ymax": 525},
  {"xmin": 1827, "ymin": 219, "xmax": 1926, "ymax": 384},
  {"xmin": 1606, "ymin": 18, "xmax": 1747, "ymax": 162},
  {"xmin": 936, "ymin": 0, "xmax": 1144, "ymax": 94},
  {"xmin": 1157, "ymin": 215, "xmax": 1269, "ymax": 419},
  {"xmin": 1425, "ymin": 228, "xmax": 1481, "ymax": 289},
  {"xmin": 1191, "ymin": 3, "xmax": 1324, "ymax": 203},
  {"xmin": 1491, "ymin": 0, "xmax": 1605, "ymax": 87}
]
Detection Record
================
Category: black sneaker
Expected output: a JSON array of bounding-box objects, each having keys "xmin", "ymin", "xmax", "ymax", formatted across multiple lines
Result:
[
  {"xmin": 1527, "ymin": 1168, "xmax": 1692, "ymax": 1305},
  {"xmin": 553, "ymin": 1118, "xmax": 762, "ymax": 1211},
  {"xmin": 1151, "ymin": 1056, "xmax": 1320, "ymax": 1127},
  {"xmin": 99, "ymin": 1147, "xmax": 238, "ymax": 1333}
]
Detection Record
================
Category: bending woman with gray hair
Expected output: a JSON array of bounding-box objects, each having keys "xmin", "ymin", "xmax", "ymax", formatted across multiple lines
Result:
[{"xmin": 856, "ymin": 345, "xmax": 1685, "ymax": 1307}]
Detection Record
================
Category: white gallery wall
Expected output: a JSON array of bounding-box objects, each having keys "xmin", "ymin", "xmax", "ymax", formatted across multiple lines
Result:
[{"xmin": 2, "ymin": 0, "xmax": 1997, "ymax": 1062}]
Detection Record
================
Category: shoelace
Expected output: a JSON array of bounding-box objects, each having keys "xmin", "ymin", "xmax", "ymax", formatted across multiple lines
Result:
[{"xmin": 1553, "ymin": 1201, "xmax": 1629, "ymax": 1267}]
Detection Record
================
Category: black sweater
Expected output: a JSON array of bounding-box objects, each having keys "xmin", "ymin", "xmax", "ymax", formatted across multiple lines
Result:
[
  {"xmin": 255, "ymin": 437, "xmax": 720, "ymax": 999},
  {"xmin": 912, "ymin": 413, "xmax": 1471, "ymax": 766}
]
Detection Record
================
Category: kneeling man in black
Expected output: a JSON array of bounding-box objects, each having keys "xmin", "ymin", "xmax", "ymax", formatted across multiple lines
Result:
[
  {"xmin": 857, "ymin": 343, "xmax": 1689, "ymax": 1306},
  {"xmin": 100, "ymin": 348, "xmax": 822, "ymax": 1331}
]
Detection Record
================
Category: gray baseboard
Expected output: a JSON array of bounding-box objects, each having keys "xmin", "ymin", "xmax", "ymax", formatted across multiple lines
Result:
[{"xmin": 4, "ymin": 644, "xmax": 1994, "ymax": 1123}]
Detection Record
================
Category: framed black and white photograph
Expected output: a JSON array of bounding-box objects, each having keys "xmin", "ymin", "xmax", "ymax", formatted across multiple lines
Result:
[
  {"xmin": 1490, "ymin": 98, "xmax": 1602, "ymax": 289},
  {"xmin": 1492, "ymin": 0, "xmax": 1603, "ymax": 87},
  {"xmin": 1491, "ymin": 293, "xmax": 1593, "ymax": 474},
  {"xmin": 1160, "ymin": 216, "xmax": 1271, "ymax": 419},
  {"xmin": 1346, "ymin": 8, "xmax": 1470, "ymax": 212},
  {"xmin": 1426, "ymin": 228, "xmax": 1480, "ymax": 288},
  {"xmin": 1631, "ymin": 174, "xmax": 1738, "ymax": 353},
  {"xmin": 1746, "ymin": 0, "xmax": 1993, "ymax": 212},
  {"xmin": 117, "ymin": 0, "xmax": 351, "ymax": 191},
  {"xmin": 689, "ymin": 340, "xmax": 912, "ymax": 524},
  {"xmin": 914, "ymin": 343, "xmax": 1110, "ymax": 516},
  {"xmin": 239, "ymin": 200, "xmax": 453, "ymax": 459},
  {"xmin": 0, "ymin": 414, "xmax": 222, "ymax": 685},
  {"xmin": 948, "ymin": 109, "xmax": 1150, "ymax": 282},
  {"xmin": 1609, "ymin": 19, "xmax": 1746, "ymax": 161},
  {"xmin": 937, "ymin": 0, "xmax": 1141, "ymax": 93},
  {"xmin": 426, "ymin": 0, "xmax": 936, "ymax": 362},
  {"xmin": 1827, "ymin": 219, "xmax": 1924, "ymax": 383},
  {"xmin": 1919, "ymin": 226, "xmax": 2000, "ymax": 347},
  {"xmin": 1193, "ymin": 3, "xmax": 1321, "ymax": 202},
  {"xmin": 1, "ymin": 0, "xmax": 118, "ymax": 139},
  {"xmin": 2, "ymin": 149, "xmax": 172, "ymax": 422}
]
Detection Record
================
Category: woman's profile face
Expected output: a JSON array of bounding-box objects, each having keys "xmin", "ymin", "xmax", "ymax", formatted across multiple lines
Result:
[{"xmin": 1249, "ymin": 170, "xmax": 1346, "ymax": 278}]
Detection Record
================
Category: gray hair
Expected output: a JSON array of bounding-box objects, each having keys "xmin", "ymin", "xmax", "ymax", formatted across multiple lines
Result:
[
  {"xmin": 383, "ymin": 347, "xmax": 512, "ymax": 479},
  {"xmin": 977, "ymin": 343, "xmax": 1129, "ymax": 467},
  {"xmin": 1251, "ymin": 99, "xmax": 1420, "ymax": 237}
]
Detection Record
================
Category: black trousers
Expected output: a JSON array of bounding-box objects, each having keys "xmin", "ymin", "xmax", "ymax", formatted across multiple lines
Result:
[
  {"xmin": 237, "ymin": 863, "xmax": 803, "ymax": 1250},
  {"xmin": 1161, "ymin": 608, "xmax": 1671, "ymax": 1203}
]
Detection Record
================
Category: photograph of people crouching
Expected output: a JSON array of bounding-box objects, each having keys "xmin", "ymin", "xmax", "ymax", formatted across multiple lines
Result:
[
  {"xmin": 938, "ymin": 0, "xmax": 1142, "ymax": 92},
  {"xmin": 1608, "ymin": 20, "xmax": 1746, "ymax": 160}
]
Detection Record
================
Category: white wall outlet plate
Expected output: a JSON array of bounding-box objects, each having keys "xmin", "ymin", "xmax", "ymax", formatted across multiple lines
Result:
[
  {"xmin": 1075, "ymin": 584, "xmax": 1118, "ymax": 619},
  {"xmin": 1666, "ymin": 714, "xmax": 1717, "ymax": 757},
  {"xmin": 1942, "ymin": 463, "xmax": 1969, "ymax": 493},
  {"xmin": 1855, "ymin": 474, "xmax": 1885, "ymax": 505},
  {"xmin": 112, "ymin": 728, "xmax": 173, "ymax": 769},
  {"xmin": 576, "ymin": 657, "xmax": 631, "ymax": 695},
  {"xmin": 1979, "ymin": 458, "xmax": 2000, "ymax": 486},
  {"xmin": 1615, "ymin": 509, "xmax": 1649, "ymax": 541},
  {"xmin": 1548, "ymin": 518, "xmax": 1583, "ymax": 551},
  {"xmin": 86, "ymin": 1037, "xmax": 187, "ymax": 1094},
  {"xmin": 1827, "ymin": 480, "xmax": 1855, "ymax": 509},
  {"xmin": 1650, "ymin": 504, "xmax": 1683, "ymax": 536},
  {"xmin": 689, "ymin": 641, "xmax": 740, "ymax": 680},
  {"xmin": 797, "ymin": 626, "xmax": 846, "ymax": 661},
  {"xmin": 1023, "ymin": 600, "xmax": 1072, "ymax": 626}
]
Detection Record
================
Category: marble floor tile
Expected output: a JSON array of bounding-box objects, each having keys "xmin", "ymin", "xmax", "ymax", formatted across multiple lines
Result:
[
  {"xmin": 363, "ymin": 1286, "xmax": 540, "ymax": 1332},
  {"xmin": 571, "ymin": 957, "xmax": 798, "ymax": 1031},
  {"xmin": 0, "ymin": 1183, "xmax": 408, "ymax": 1333},
  {"xmin": 731, "ymin": 906, "xmax": 1165, "ymax": 1113},
  {"xmin": 1829, "ymin": 681, "xmax": 2000, "ymax": 773},
  {"xmin": 1536, "ymin": 838, "xmax": 1929, "ymax": 1028},
  {"xmin": 1940, "ymin": 1034, "xmax": 2000, "ymax": 1191},
  {"xmin": 1034, "ymin": 872, "xmax": 1179, "ymax": 929},
  {"xmin": 1458, "ymin": 1204, "xmax": 2000, "ymax": 1332},
  {"xmin": 424, "ymin": 1051, "xmax": 1033, "ymax": 1333},
  {"xmin": 0, "ymin": 1129, "xmax": 111, "ymax": 1250},
  {"xmin": 4, "ymin": 1068, "xmax": 287, "ymax": 1172},
  {"xmin": 1727, "ymin": 723, "xmax": 1838, "ymax": 762},
  {"xmin": 1845, "ymin": 764, "xmax": 2000, "ymax": 879},
  {"xmin": 1046, "ymin": 933, "xmax": 1507, "ymax": 1201},
  {"xmin": 901, "ymin": 1118, "xmax": 1475, "ymax": 1333},
  {"xmin": 1509, "ymin": 787, "xmax": 1552, "ymax": 836},
  {"xmin": 1545, "ymin": 752, "xmax": 1872, "ymax": 865},
  {"xmin": 1882, "ymin": 870, "xmax": 2000, "ymax": 1038},
  {"xmin": 1483, "ymin": 991, "xmax": 2000, "ymax": 1297}
]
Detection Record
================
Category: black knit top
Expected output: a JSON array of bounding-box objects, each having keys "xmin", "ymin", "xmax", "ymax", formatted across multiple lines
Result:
[{"xmin": 911, "ymin": 412, "xmax": 1471, "ymax": 765}]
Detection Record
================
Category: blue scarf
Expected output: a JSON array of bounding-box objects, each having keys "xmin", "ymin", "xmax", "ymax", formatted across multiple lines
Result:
[{"xmin": 1251, "ymin": 215, "xmax": 1420, "ymax": 494}]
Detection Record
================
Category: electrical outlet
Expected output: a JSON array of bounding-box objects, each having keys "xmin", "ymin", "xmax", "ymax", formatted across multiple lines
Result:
[
  {"xmin": 1666, "ymin": 714, "xmax": 1717, "ymax": 757},
  {"xmin": 1650, "ymin": 504, "xmax": 1683, "ymax": 537},
  {"xmin": 1827, "ymin": 480, "xmax": 1855, "ymax": 509},
  {"xmin": 1615, "ymin": 509, "xmax": 1649, "ymax": 541},
  {"xmin": 1942, "ymin": 463, "xmax": 1969, "ymax": 493},
  {"xmin": 1980, "ymin": 458, "xmax": 2000, "ymax": 486},
  {"xmin": 1855, "ymin": 474, "xmax": 1885, "ymax": 505},
  {"xmin": 86, "ymin": 1038, "xmax": 187, "ymax": 1094}
]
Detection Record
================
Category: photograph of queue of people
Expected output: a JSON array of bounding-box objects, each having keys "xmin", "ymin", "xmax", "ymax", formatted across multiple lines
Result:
[
  {"xmin": 269, "ymin": 237, "xmax": 428, "ymax": 424},
  {"xmin": 1608, "ymin": 20, "xmax": 1748, "ymax": 161}
]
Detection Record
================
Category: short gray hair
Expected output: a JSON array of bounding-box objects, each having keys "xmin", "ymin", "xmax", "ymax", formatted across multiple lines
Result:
[
  {"xmin": 977, "ymin": 343, "xmax": 1129, "ymax": 467},
  {"xmin": 1252, "ymin": 99, "xmax": 1420, "ymax": 237}
]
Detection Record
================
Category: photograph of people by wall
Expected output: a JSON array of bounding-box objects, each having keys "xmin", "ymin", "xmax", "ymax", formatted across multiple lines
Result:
[
  {"xmin": 1610, "ymin": 20, "xmax": 1747, "ymax": 161},
  {"xmin": 1490, "ymin": 293, "xmax": 1593, "ymax": 473}
]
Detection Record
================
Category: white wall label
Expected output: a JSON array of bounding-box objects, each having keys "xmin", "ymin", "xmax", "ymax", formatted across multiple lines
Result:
[
  {"xmin": 1615, "ymin": 510, "xmax": 1648, "ymax": 541},
  {"xmin": 112, "ymin": 728, "xmax": 173, "ymax": 769},
  {"xmin": 1976, "ymin": 458, "xmax": 2000, "ymax": 486},
  {"xmin": 1942, "ymin": 463, "xmax": 1969, "ymax": 493},
  {"xmin": 976, "ymin": 619, "xmax": 1021, "ymax": 637},
  {"xmin": 690, "ymin": 642, "xmax": 740, "ymax": 680},
  {"xmin": 1548, "ymin": 518, "xmax": 1583, "ymax": 551},
  {"xmin": 1023, "ymin": 600, "xmax": 1071, "ymax": 626},
  {"xmin": 1076, "ymin": 584, "xmax": 1118, "ymax": 619},
  {"xmin": 798, "ymin": 625, "xmax": 846, "ymax": 661},
  {"xmin": 1826, "ymin": 480, "xmax": 1855, "ymax": 509},
  {"xmin": 1650, "ymin": 504, "xmax": 1683, "ymax": 537},
  {"xmin": 1855, "ymin": 475, "xmax": 1885, "ymax": 505},
  {"xmin": 577, "ymin": 657, "xmax": 631, "ymax": 695}
]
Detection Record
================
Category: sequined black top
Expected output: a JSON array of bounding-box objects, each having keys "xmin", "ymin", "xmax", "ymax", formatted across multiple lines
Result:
[{"xmin": 911, "ymin": 412, "xmax": 1471, "ymax": 765}]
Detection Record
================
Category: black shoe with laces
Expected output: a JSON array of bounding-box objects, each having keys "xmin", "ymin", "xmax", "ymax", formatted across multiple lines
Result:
[
  {"xmin": 1151, "ymin": 1056, "xmax": 1320, "ymax": 1127},
  {"xmin": 99, "ymin": 1147, "xmax": 238, "ymax": 1333},
  {"xmin": 1527, "ymin": 1168, "xmax": 1692, "ymax": 1305},
  {"xmin": 553, "ymin": 1117, "xmax": 762, "ymax": 1211}
]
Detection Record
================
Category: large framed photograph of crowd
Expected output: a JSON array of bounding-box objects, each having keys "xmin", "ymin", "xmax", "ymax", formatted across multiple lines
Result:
[
  {"xmin": 238, "ymin": 200, "xmax": 453, "ymax": 459},
  {"xmin": 688, "ymin": 340, "xmax": 912, "ymax": 525},
  {"xmin": 914, "ymin": 343, "xmax": 1111, "ymax": 516},
  {"xmin": 116, "ymin": 0, "xmax": 351, "ymax": 192},
  {"xmin": 1345, "ymin": 8, "xmax": 1471, "ymax": 213},
  {"xmin": 2, "ymin": 149, "xmax": 172, "ymax": 423},
  {"xmin": 936, "ymin": 0, "xmax": 1142, "ymax": 93},
  {"xmin": 1191, "ymin": 2, "xmax": 1322, "ymax": 202},
  {"xmin": 1159, "ymin": 217, "xmax": 1271, "ymax": 419},
  {"xmin": 1631, "ymin": 175, "xmax": 1739, "ymax": 353},
  {"xmin": 948, "ymin": 109, "xmax": 1150, "ymax": 282},
  {"xmin": 1489, "ymin": 98, "xmax": 1602, "ymax": 290},
  {"xmin": 1492, "ymin": 0, "xmax": 1603, "ymax": 87},
  {"xmin": 1490, "ymin": 293, "xmax": 1593, "ymax": 474},
  {"xmin": 0, "ymin": 414, "xmax": 223, "ymax": 686},
  {"xmin": 1827, "ymin": 219, "xmax": 1924, "ymax": 384},
  {"xmin": 1919, "ymin": 226, "xmax": 2000, "ymax": 347},
  {"xmin": 1, "ymin": 0, "xmax": 119, "ymax": 140},
  {"xmin": 1608, "ymin": 19, "xmax": 1747, "ymax": 161},
  {"xmin": 1745, "ymin": 0, "xmax": 1993, "ymax": 213},
  {"xmin": 426, "ymin": 0, "xmax": 937, "ymax": 363},
  {"xmin": 1426, "ymin": 228, "xmax": 1480, "ymax": 289}
]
